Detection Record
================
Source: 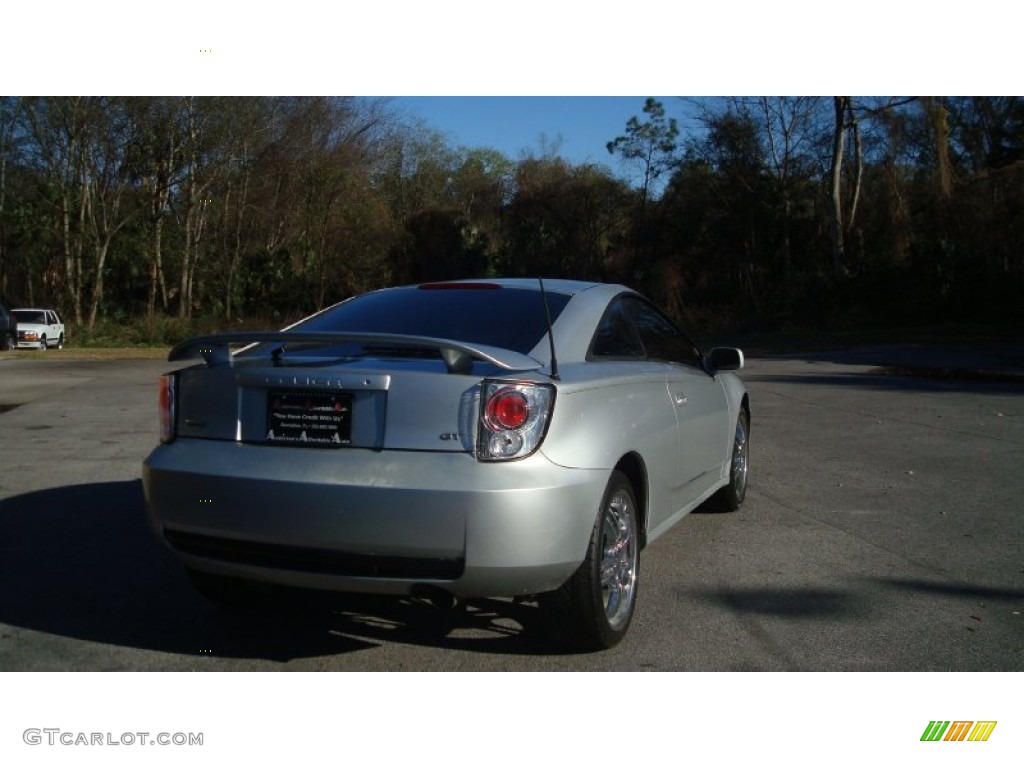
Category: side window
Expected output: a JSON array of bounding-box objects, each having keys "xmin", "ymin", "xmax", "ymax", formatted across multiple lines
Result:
[
  {"xmin": 623, "ymin": 297, "xmax": 703, "ymax": 368},
  {"xmin": 590, "ymin": 298, "xmax": 645, "ymax": 359}
]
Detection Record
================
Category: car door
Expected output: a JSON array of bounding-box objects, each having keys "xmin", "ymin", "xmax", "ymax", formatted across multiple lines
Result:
[
  {"xmin": 587, "ymin": 296, "xmax": 683, "ymax": 533},
  {"xmin": 46, "ymin": 311, "xmax": 60, "ymax": 343},
  {"xmin": 622, "ymin": 297, "xmax": 731, "ymax": 503}
]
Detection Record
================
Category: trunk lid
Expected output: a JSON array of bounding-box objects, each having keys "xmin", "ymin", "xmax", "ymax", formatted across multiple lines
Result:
[{"xmin": 173, "ymin": 353, "xmax": 519, "ymax": 454}]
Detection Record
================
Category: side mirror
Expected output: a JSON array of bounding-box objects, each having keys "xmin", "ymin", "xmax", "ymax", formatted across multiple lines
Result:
[{"xmin": 709, "ymin": 347, "xmax": 744, "ymax": 371}]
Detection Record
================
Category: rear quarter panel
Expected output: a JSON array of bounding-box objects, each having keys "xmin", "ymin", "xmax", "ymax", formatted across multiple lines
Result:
[
  {"xmin": 539, "ymin": 361, "xmax": 681, "ymax": 535},
  {"xmin": 540, "ymin": 362, "xmax": 747, "ymax": 543}
]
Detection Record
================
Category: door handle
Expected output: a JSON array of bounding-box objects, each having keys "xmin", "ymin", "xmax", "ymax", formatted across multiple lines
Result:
[{"xmin": 674, "ymin": 393, "xmax": 687, "ymax": 407}]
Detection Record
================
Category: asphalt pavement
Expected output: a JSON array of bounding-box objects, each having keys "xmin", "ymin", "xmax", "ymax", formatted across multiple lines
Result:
[{"xmin": 0, "ymin": 344, "xmax": 1021, "ymax": 670}]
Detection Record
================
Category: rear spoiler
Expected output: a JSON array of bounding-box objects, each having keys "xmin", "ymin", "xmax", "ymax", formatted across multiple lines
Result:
[{"xmin": 168, "ymin": 332, "xmax": 543, "ymax": 375}]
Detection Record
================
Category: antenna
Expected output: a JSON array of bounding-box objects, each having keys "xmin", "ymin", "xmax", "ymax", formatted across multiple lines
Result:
[{"xmin": 538, "ymin": 277, "xmax": 560, "ymax": 380}]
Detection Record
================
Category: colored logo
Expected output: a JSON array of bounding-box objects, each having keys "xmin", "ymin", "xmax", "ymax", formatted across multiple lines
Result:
[{"xmin": 921, "ymin": 721, "xmax": 997, "ymax": 742}]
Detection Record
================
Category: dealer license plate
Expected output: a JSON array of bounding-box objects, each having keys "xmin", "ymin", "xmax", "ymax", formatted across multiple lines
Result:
[{"xmin": 266, "ymin": 390, "xmax": 352, "ymax": 447}]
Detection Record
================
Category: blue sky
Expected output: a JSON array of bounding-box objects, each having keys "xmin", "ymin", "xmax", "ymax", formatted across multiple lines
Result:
[{"xmin": 390, "ymin": 96, "xmax": 699, "ymax": 181}]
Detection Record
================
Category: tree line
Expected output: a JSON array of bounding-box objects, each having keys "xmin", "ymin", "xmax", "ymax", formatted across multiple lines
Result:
[{"xmin": 0, "ymin": 96, "xmax": 1020, "ymax": 340}]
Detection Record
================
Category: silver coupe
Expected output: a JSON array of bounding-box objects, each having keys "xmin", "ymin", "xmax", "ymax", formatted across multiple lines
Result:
[{"xmin": 143, "ymin": 279, "xmax": 749, "ymax": 650}]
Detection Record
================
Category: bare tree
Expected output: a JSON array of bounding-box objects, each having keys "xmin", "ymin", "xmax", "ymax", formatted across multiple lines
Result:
[
  {"xmin": 22, "ymin": 97, "xmax": 93, "ymax": 323},
  {"xmin": 82, "ymin": 98, "xmax": 138, "ymax": 329},
  {"xmin": 755, "ymin": 96, "xmax": 823, "ymax": 290},
  {"xmin": 828, "ymin": 97, "xmax": 862, "ymax": 274},
  {"xmin": 0, "ymin": 97, "xmax": 19, "ymax": 297},
  {"xmin": 829, "ymin": 97, "xmax": 919, "ymax": 274},
  {"xmin": 132, "ymin": 97, "xmax": 185, "ymax": 319},
  {"xmin": 176, "ymin": 97, "xmax": 228, "ymax": 319},
  {"xmin": 922, "ymin": 97, "xmax": 955, "ymax": 198}
]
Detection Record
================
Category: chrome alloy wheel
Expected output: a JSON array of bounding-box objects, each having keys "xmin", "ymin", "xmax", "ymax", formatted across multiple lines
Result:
[
  {"xmin": 542, "ymin": 470, "xmax": 640, "ymax": 650},
  {"xmin": 732, "ymin": 412, "xmax": 749, "ymax": 500},
  {"xmin": 600, "ymin": 489, "xmax": 638, "ymax": 631}
]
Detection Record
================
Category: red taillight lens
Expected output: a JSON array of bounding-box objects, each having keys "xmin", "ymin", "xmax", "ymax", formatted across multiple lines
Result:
[
  {"xmin": 477, "ymin": 381, "xmax": 554, "ymax": 461},
  {"xmin": 159, "ymin": 374, "xmax": 176, "ymax": 443},
  {"xmin": 485, "ymin": 388, "xmax": 529, "ymax": 430}
]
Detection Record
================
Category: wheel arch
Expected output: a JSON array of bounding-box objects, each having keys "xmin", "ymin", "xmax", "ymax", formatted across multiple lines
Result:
[{"xmin": 613, "ymin": 452, "xmax": 649, "ymax": 549}]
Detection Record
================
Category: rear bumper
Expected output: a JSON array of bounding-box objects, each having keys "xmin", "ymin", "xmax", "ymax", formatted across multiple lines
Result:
[{"xmin": 142, "ymin": 439, "xmax": 608, "ymax": 598}]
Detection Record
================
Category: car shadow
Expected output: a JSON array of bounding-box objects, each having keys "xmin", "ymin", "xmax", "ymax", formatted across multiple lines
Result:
[
  {"xmin": 300, "ymin": 592, "xmax": 565, "ymax": 656},
  {"xmin": 872, "ymin": 578, "xmax": 1024, "ymax": 602},
  {"xmin": 0, "ymin": 480, "xmax": 563, "ymax": 665},
  {"xmin": 691, "ymin": 586, "xmax": 867, "ymax": 619},
  {"xmin": 689, "ymin": 579, "xmax": 1024, "ymax": 620}
]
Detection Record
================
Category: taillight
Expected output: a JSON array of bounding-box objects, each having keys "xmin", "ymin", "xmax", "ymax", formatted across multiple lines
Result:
[
  {"xmin": 159, "ymin": 374, "xmax": 176, "ymax": 443},
  {"xmin": 477, "ymin": 381, "xmax": 554, "ymax": 461}
]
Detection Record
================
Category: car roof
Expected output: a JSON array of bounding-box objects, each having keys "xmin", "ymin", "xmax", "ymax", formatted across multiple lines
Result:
[
  {"xmin": 288, "ymin": 279, "xmax": 642, "ymax": 368},
  {"xmin": 381, "ymin": 278, "xmax": 607, "ymax": 297},
  {"xmin": 348, "ymin": 279, "xmax": 637, "ymax": 365}
]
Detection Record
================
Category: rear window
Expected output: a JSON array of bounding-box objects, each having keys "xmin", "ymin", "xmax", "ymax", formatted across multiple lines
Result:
[{"xmin": 291, "ymin": 285, "xmax": 571, "ymax": 355}]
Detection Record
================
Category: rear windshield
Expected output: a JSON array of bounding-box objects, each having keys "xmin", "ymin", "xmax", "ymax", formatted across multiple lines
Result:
[{"xmin": 291, "ymin": 285, "xmax": 571, "ymax": 355}]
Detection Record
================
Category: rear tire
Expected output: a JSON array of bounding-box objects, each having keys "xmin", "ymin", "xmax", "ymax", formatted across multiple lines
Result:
[
  {"xmin": 57, "ymin": 334, "xmax": 64, "ymax": 350},
  {"xmin": 541, "ymin": 470, "xmax": 640, "ymax": 651}
]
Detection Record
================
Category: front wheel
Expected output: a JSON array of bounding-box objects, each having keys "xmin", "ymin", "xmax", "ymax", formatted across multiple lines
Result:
[
  {"xmin": 541, "ymin": 470, "xmax": 640, "ymax": 651},
  {"xmin": 709, "ymin": 408, "xmax": 749, "ymax": 511},
  {"xmin": 39, "ymin": 336, "xmax": 47, "ymax": 351}
]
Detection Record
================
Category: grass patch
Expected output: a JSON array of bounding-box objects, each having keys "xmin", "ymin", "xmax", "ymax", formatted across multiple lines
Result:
[
  {"xmin": 0, "ymin": 347, "xmax": 170, "ymax": 361},
  {"xmin": 67, "ymin": 315, "xmax": 300, "ymax": 349}
]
